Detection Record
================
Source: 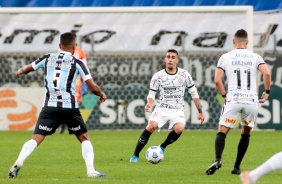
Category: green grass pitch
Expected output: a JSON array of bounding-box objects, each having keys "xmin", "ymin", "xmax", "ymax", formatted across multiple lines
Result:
[{"xmin": 0, "ymin": 130, "xmax": 281, "ymax": 184}]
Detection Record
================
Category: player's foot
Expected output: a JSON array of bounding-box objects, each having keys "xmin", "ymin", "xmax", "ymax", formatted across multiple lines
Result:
[
  {"xmin": 129, "ymin": 155, "xmax": 139, "ymax": 162},
  {"xmin": 206, "ymin": 160, "xmax": 222, "ymax": 175},
  {"xmin": 8, "ymin": 163, "xmax": 22, "ymax": 178},
  {"xmin": 231, "ymin": 167, "xmax": 241, "ymax": 175},
  {"xmin": 159, "ymin": 145, "xmax": 165, "ymax": 153},
  {"xmin": 87, "ymin": 170, "xmax": 106, "ymax": 178},
  {"xmin": 240, "ymin": 171, "xmax": 255, "ymax": 184}
]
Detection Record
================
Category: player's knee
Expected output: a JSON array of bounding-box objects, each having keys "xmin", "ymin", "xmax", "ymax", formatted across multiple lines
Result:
[
  {"xmin": 174, "ymin": 123, "xmax": 185, "ymax": 134},
  {"xmin": 76, "ymin": 133, "xmax": 89, "ymax": 143},
  {"xmin": 146, "ymin": 123, "xmax": 158, "ymax": 133}
]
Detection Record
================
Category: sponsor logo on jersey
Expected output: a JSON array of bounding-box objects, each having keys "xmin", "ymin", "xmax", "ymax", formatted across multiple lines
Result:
[{"xmin": 49, "ymin": 98, "xmax": 71, "ymax": 103}]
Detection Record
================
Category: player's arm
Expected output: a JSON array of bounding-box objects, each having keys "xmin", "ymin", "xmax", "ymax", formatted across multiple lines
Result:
[
  {"xmin": 16, "ymin": 64, "xmax": 35, "ymax": 78},
  {"xmin": 258, "ymin": 63, "xmax": 271, "ymax": 103},
  {"xmin": 188, "ymin": 86, "xmax": 204, "ymax": 124},
  {"xmin": 145, "ymin": 90, "xmax": 156, "ymax": 112},
  {"xmin": 85, "ymin": 79, "xmax": 106, "ymax": 103},
  {"xmin": 214, "ymin": 68, "xmax": 226, "ymax": 98}
]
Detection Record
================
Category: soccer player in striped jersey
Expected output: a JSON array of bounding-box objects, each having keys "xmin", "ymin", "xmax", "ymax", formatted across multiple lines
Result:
[
  {"xmin": 59, "ymin": 46, "xmax": 87, "ymax": 133},
  {"xmin": 129, "ymin": 49, "xmax": 205, "ymax": 163},
  {"xmin": 8, "ymin": 32, "xmax": 107, "ymax": 178},
  {"xmin": 206, "ymin": 29, "xmax": 271, "ymax": 175}
]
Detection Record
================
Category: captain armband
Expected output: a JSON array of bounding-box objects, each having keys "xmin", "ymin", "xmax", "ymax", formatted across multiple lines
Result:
[
  {"xmin": 188, "ymin": 86, "xmax": 199, "ymax": 98},
  {"xmin": 147, "ymin": 90, "xmax": 156, "ymax": 101}
]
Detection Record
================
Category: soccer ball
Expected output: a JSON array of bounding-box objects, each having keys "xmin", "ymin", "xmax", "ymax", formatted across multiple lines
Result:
[{"xmin": 145, "ymin": 146, "xmax": 164, "ymax": 164}]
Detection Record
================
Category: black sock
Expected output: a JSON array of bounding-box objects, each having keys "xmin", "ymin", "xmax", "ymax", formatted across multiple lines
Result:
[
  {"xmin": 160, "ymin": 130, "xmax": 181, "ymax": 149},
  {"xmin": 215, "ymin": 132, "xmax": 226, "ymax": 161},
  {"xmin": 133, "ymin": 129, "xmax": 152, "ymax": 157},
  {"xmin": 234, "ymin": 134, "xmax": 250, "ymax": 168}
]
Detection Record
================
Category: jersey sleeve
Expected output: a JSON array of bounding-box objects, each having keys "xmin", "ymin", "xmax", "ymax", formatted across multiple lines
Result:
[
  {"xmin": 149, "ymin": 73, "xmax": 159, "ymax": 91},
  {"xmin": 185, "ymin": 72, "xmax": 195, "ymax": 88},
  {"xmin": 256, "ymin": 53, "xmax": 265, "ymax": 68},
  {"xmin": 31, "ymin": 54, "xmax": 50, "ymax": 70},
  {"xmin": 216, "ymin": 54, "xmax": 226, "ymax": 71},
  {"xmin": 76, "ymin": 59, "xmax": 92, "ymax": 81}
]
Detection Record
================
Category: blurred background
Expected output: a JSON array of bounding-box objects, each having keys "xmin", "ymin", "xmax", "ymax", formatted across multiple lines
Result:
[{"xmin": 0, "ymin": 0, "xmax": 281, "ymax": 131}]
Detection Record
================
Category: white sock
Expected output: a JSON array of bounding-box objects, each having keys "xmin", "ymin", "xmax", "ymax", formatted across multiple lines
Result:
[
  {"xmin": 15, "ymin": 139, "xmax": 37, "ymax": 166},
  {"xmin": 249, "ymin": 152, "xmax": 282, "ymax": 182},
  {"xmin": 81, "ymin": 140, "xmax": 95, "ymax": 174}
]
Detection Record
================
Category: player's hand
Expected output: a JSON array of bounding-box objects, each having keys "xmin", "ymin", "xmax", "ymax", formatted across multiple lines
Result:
[
  {"xmin": 198, "ymin": 113, "xmax": 205, "ymax": 124},
  {"xmin": 145, "ymin": 103, "xmax": 152, "ymax": 112},
  {"xmin": 99, "ymin": 92, "xmax": 106, "ymax": 103},
  {"xmin": 16, "ymin": 68, "xmax": 24, "ymax": 78},
  {"xmin": 259, "ymin": 92, "xmax": 269, "ymax": 103}
]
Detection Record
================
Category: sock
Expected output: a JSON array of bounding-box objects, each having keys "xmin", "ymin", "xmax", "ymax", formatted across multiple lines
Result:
[
  {"xmin": 249, "ymin": 152, "xmax": 282, "ymax": 183},
  {"xmin": 133, "ymin": 129, "xmax": 152, "ymax": 157},
  {"xmin": 160, "ymin": 130, "xmax": 181, "ymax": 149},
  {"xmin": 215, "ymin": 132, "xmax": 226, "ymax": 161},
  {"xmin": 82, "ymin": 140, "xmax": 95, "ymax": 174},
  {"xmin": 16, "ymin": 139, "xmax": 37, "ymax": 165},
  {"xmin": 234, "ymin": 134, "xmax": 250, "ymax": 168}
]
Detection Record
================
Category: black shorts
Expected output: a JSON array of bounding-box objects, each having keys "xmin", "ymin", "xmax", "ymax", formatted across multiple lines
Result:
[{"xmin": 34, "ymin": 106, "xmax": 87, "ymax": 136}]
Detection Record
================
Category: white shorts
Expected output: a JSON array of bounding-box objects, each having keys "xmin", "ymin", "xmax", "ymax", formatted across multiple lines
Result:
[
  {"xmin": 149, "ymin": 108, "xmax": 185, "ymax": 129},
  {"xmin": 219, "ymin": 102, "xmax": 258, "ymax": 128}
]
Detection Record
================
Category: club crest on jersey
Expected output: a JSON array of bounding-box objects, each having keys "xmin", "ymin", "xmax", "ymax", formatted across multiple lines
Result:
[{"xmin": 176, "ymin": 76, "xmax": 184, "ymax": 85}]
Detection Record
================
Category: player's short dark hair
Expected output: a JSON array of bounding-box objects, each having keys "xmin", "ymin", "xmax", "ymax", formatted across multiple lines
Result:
[
  {"xmin": 234, "ymin": 29, "xmax": 248, "ymax": 39},
  {"xmin": 60, "ymin": 32, "xmax": 76, "ymax": 47},
  {"xmin": 167, "ymin": 49, "xmax": 178, "ymax": 56}
]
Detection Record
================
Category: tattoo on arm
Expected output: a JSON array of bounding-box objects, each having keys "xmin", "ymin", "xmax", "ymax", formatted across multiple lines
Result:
[{"xmin": 197, "ymin": 104, "xmax": 202, "ymax": 113}]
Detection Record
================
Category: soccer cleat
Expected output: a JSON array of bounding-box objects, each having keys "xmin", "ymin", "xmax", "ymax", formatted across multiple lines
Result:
[
  {"xmin": 206, "ymin": 160, "xmax": 222, "ymax": 175},
  {"xmin": 231, "ymin": 167, "xmax": 241, "ymax": 175},
  {"xmin": 87, "ymin": 171, "xmax": 106, "ymax": 178},
  {"xmin": 129, "ymin": 155, "xmax": 139, "ymax": 162},
  {"xmin": 240, "ymin": 171, "xmax": 255, "ymax": 184},
  {"xmin": 8, "ymin": 164, "xmax": 22, "ymax": 178},
  {"xmin": 159, "ymin": 145, "xmax": 165, "ymax": 153}
]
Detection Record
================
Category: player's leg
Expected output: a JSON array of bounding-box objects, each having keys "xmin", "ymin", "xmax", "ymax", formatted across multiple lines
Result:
[
  {"xmin": 206, "ymin": 125, "xmax": 230, "ymax": 175},
  {"xmin": 232, "ymin": 104, "xmax": 257, "ymax": 175},
  {"xmin": 207, "ymin": 102, "xmax": 238, "ymax": 175},
  {"xmin": 8, "ymin": 107, "xmax": 58, "ymax": 178},
  {"xmin": 160, "ymin": 112, "xmax": 186, "ymax": 151},
  {"xmin": 8, "ymin": 134, "xmax": 44, "ymax": 178},
  {"xmin": 232, "ymin": 125, "xmax": 251, "ymax": 175},
  {"xmin": 66, "ymin": 108, "xmax": 105, "ymax": 177},
  {"xmin": 76, "ymin": 133, "xmax": 106, "ymax": 177},
  {"xmin": 241, "ymin": 152, "xmax": 282, "ymax": 184},
  {"xmin": 130, "ymin": 120, "xmax": 158, "ymax": 162},
  {"xmin": 59, "ymin": 124, "xmax": 66, "ymax": 134}
]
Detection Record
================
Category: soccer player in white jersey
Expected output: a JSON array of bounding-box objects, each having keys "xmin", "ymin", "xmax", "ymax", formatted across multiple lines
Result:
[
  {"xmin": 8, "ymin": 32, "xmax": 107, "ymax": 178},
  {"xmin": 206, "ymin": 29, "xmax": 271, "ymax": 175},
  {"xmin": 240, "ymin": 151, "xmax": 282, "ymax": 184},
  {"xmin": 129, "ymin": 49, "xmax": 205, "ymax": 162}
]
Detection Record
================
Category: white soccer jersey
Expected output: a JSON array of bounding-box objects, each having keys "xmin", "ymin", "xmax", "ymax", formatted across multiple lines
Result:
[
  {"xmin": 217, "ymin": 49, "xmax": 265, "ymax": 103},
  {"xmin": 150, "ymin": 68, "xmax": 195, "ymax": 112}
]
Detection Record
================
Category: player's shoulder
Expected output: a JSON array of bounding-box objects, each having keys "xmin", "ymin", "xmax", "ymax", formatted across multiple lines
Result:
[
  {"xmin": 178, "ymin": 67, "xmax": 191, "ymax": 75},
  {"xmin": 156, "ymin": 68, "xmax": 166, "ymax": 75}
]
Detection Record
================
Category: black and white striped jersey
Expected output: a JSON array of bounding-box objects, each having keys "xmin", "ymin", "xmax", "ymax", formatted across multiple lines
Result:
[{"xmin": 31, "ymin": 51, "xmax": 92, "ymax": 108}]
